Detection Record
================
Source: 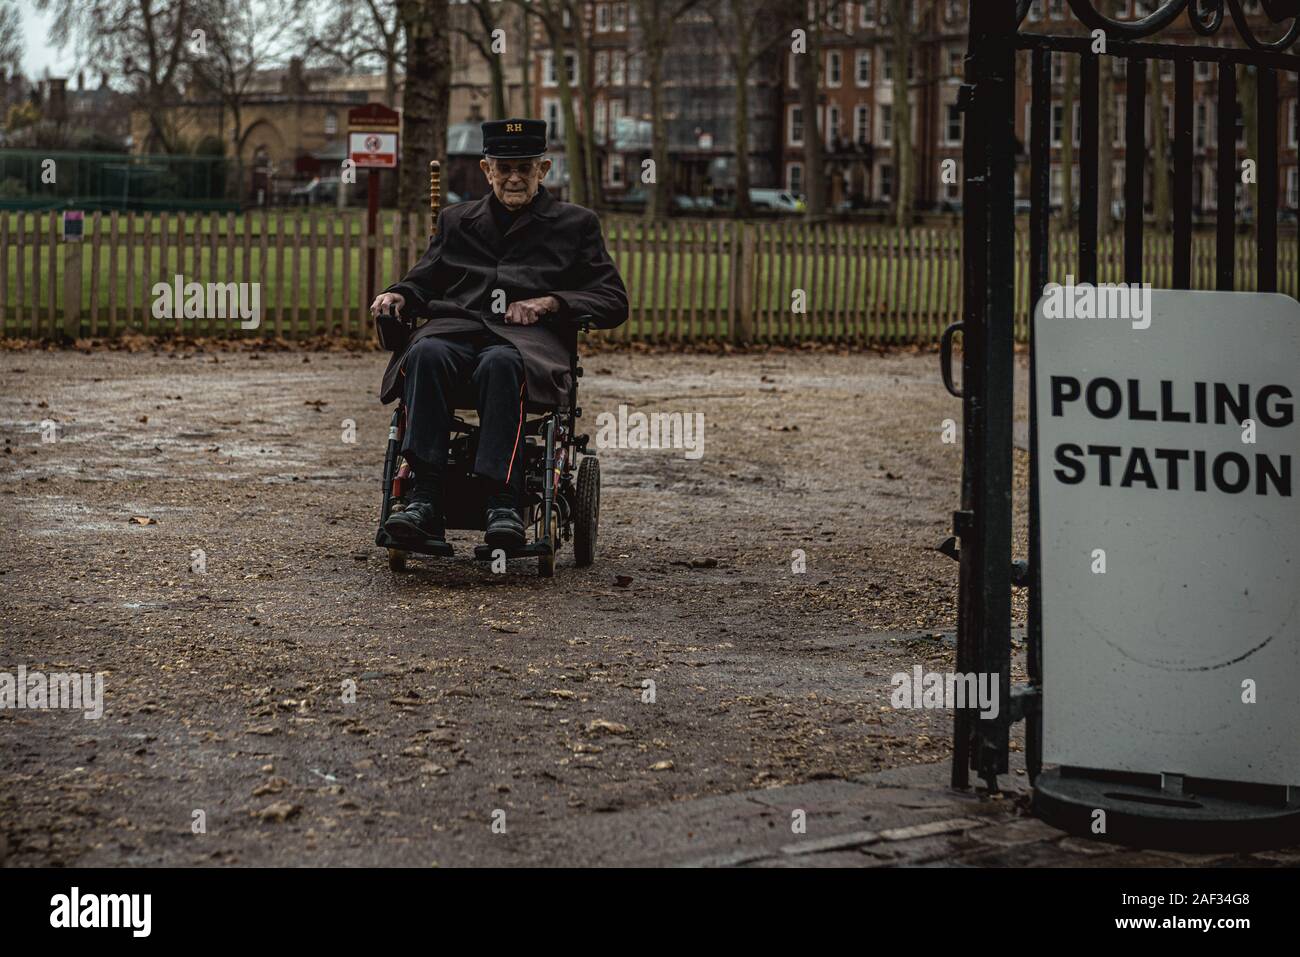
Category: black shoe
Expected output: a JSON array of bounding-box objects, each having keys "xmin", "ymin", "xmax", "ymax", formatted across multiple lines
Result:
[
  {"xmin": 484, "ymin": 505, "xmax": 525, "ymax": 550},
  {"xmin": 386, "ymin": 498, "xmax": 445, "ymax": 544}
]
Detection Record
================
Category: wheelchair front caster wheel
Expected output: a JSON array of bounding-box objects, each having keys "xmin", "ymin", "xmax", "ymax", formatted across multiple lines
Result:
[
  {"xmin": 538, "ymin": 509, "xmax": 558, "ymax": 578},
  {"xmin": 387, "ymin": 548, "xmax": 408, "ymax": 572}
]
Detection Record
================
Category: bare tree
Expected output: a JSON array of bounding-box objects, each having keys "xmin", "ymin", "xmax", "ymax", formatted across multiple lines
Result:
[
  {"xmin": 38, "ymin": 0, "xmax": 194, "ymax": 152},
  {"xmin": 788, "ymin": 0, "xmax": 826, "ymax": 218},
  {"xmin": 707, "ymin": 0, "xmax": 789, "ymax": 218},
  {"xmin": 191, "ymin": 0, "xmax": 303, "ymax": 198},
  {"xmin": 454, "ymin": 0, "xmax": 509, "ymax": 118},
  {"xmin": 1060, "ymin": 51, "xmax": 1075, "ymax": 228},
  {"xmin": 631, "ymin": 0, "xmax": 698, "ymax": 220},
  {"xmin": 514, "ymin": 0, "xmax": 585, "ymax": 205},
  {"xmin": 1149, "ymin": 59, "xmax": 1171, "ymax": 232},
  {"xmin": 0, "ymin": 3, "xmax": 21, "ymax": 79},
  {"xmin": 562, "ymin": 0, "xmax": 600, "ymax": 206},
  {"xmin": 305, "ymin": 0, "xmax": 403, "ymax": 107},
  {"xmin": 396, "ymin": 0, "xmax": 451, "ymax": 212}
]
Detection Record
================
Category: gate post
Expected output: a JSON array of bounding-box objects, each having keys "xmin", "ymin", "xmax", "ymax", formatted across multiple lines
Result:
[{"xmin": 953, "ymin": 0, "xmax": 1017, "ymax": 791}]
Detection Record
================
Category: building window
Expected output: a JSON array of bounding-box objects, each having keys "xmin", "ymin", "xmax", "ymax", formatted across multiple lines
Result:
[
  {"xmin": 880, "ymin": 163, "xmax": 893, "ymax": 199},
  {"xmin": 551, "ymin": 51, "xmax": 576, "ymax": 86},
  {"xmin": 612, "ymin": 2, "xmax": 626, "ymax": 31},
  {"xmin": 827, "ymin": 103, "xmax": 841, "ymax": 146},
  {"xmin": 595, "ymin": 99, "xmax": 608, "ymax": 140},
  {"xmin": 544, "ymin": 97, "xmax": 562, "ymax": 140},
  {"xmin": 945, "ymin": 103, "xmax": 962, "ymax": 145},
  {"xmin": 1288, "ymin": 167, "xmax": 1298, "ymax": 207},
  {"xmin": 611, "ymin": 51, "xmax": 626, "ymax": 86},
  {"xmin": 789, "ymin": 52, "xmax": 799, "ymax": 89},
  {"xmin": 789, "ymin": 104, "xmax": 804, "ymax": 146},
  {"xmin": 1288, "ymin": 100, "xmax": 1298, "ymax": 147},
  {"xmin": 1028, "ymin": 0, "xmax": 1043, "ymax": 21},
  {"xmin": 945, "ymin": 0, "xmax": 963, "ymax": 23},
  {"xmin": 1052, "ymin": 103, "xmax": 1064, "ymax": 146},
  {"xmin": 855, "ymin": 50, "xmax": 872, "ymax": 86},
  {"xmin": 1195, "ymin": 59, "xmax": 1212, "ymax": 81},
  {"xmin": 880, "ymin": 103, "xmax": 893, "ymax": 144},
  {"xmin": 1048, "ymin": 0, "xmax": 1065, "ymax": 16},
  {"xmin": 608, "ymin": 154, "xmax": 624, "ymax": 186},
  {"xmin": 324, "ymin": 111, "xmax": 338, "ymax": 135},
  {"xmin": 854, "ymin": 103, "xmax": 870, "ymax": 144},
  {"xmin": 948, "ymin": 48, "xmax": 963, "ymax": 79},
  {"xmin": 1116, "ymin": 96, "xmax": 1127, "ymax": 146},
  {"xmin": 860, "ymin": 0, "xmax": 876, "ymax": 27},
  {"xmin": 788, "ymin": 162, "xmax": 804, "ymax": 195},
  {"xmin": 827, "ymin": 2, "xmax": 843, "ymax": 29},
  {"xmin": 827, "ymin": 50, "xmax": 842, "ymax": 87},
  {"xmin": 596, "ymin": 3, "xmax": 610, "ymax": 32},
  {"xmin": 596, "ymin": 51, "xmax": 609, "ymax": 85},
  {"xmin": 1195, "ymin": 101, "xmax": 1207, "ymax": 149}
]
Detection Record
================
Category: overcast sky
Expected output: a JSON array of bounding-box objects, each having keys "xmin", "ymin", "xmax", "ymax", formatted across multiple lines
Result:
[{"xmin": 20, "ymin": 1, "xmax": 80, "ymax": 80}]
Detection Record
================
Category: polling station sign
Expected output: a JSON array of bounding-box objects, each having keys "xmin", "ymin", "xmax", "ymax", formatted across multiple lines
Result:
[{"xmin": 1034, "ymin": 289, "xmax": 1300, "ymax": 787}]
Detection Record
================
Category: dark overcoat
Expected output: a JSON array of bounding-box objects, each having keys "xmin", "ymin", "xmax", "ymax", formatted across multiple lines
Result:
[{"xmin": 376, "ymin": 186, "xmax": 629, "ymax": 407}]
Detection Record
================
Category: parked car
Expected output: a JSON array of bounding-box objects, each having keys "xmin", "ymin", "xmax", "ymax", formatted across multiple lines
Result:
[
  {"xmin": 290, "ymin": 176, "xmax": 341, "ymax": 205},
  {"xmin": 749, "ymin": 188, "xmax": 804, "ymax": 213}
]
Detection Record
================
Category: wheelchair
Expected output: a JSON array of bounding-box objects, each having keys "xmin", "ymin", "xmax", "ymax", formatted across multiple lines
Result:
[{"xmin": 375, "ymin": 314, "xmax": 600, "ymax": 578}]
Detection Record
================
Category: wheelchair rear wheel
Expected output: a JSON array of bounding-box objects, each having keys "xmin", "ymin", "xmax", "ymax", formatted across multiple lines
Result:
[
  {"xmin": 573, "ymin": 456, "xmax": 600, "ymax": 567},
  {"xmin": 387, "ymin": 548, "xmax": 408, "ymax": 572}
]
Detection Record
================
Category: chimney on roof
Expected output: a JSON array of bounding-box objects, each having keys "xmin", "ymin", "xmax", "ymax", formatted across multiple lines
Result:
[
  {"xmin": 282, "ymin": 56, "xmax": 306, "ymax": 94},
  {"xmin": 77, "ymin": 70, "xmax": 84, "ymax": 91}
]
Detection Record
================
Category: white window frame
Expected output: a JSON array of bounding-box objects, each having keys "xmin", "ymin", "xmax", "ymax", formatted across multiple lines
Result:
[
  {"xmin": 788, "ymin": 103, "xmax": 804, "ymax": 147},
  {"xmin": 827, "ymin": 50, "xmax": 842, "ymax": 88},
  {"xmin": 854, "ymin": 103, "xmax": 870, "ymax": 144},
  {"xmin": 945, "ymin": 102, "xmax": 962, "ymax": 146},
  {"xmin": 855, "ymin": 49, "xmax": 872, "ymax": 87}
]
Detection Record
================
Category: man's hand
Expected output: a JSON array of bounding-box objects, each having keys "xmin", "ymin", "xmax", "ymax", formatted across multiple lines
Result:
[
  {"xmin": 504, "ymin": 296, "xmax": 559, "ymax": 326},
  {"xmin": 370, "ymin": 292, "xmax": 406, "ymax": 320}
]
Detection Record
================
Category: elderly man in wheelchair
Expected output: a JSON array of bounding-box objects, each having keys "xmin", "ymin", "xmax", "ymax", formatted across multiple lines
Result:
[{"xmin": 369, "ymin": 118, "xmax": 628, "ymax": 576}]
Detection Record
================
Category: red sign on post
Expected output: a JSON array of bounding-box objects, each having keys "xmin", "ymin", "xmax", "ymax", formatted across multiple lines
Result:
[
  {"xmin": 347, "ymin": 103, "xmax": 402, "ymax": 311},
  {"xmin": 347, "ymin": 103, "xmax": 400, "ymax": 168}
]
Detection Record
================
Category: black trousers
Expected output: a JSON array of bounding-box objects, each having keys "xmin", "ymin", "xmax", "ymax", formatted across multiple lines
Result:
[{"xmin": 401, "ymin": 328, "xmax": 527, "ymax": 494}]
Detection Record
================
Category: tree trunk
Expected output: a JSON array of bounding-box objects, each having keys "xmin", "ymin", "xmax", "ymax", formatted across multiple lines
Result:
[
  {"xmin": 1239, "ymin": 63, "xmax": 1258, "ymax": 225},
  {"xmin": 644, "ymin": 34, "xmax": 669, "ymax": 220},
  {"xmin": 1149, "ymin": 61, "xmax": 1171, "ymax": 232},
  {"xmin": 1097, "ymin": 53, "xmax": 1115, "ymax": 236},
  {"xmin": 1061, "ymin": 53, "xmax": 1075, "ymax": 228},
  {"xmin": 570, "ymin": 7, "xmax": 600, "ymax": 206},
  {"xmin": 546, "ymin": 19, "xmax": 585, "ymax": 205},
  {"xmin": 398, "ymin": 0, "xmax": 451, "ymax": 213},
  {"xmin": 733, "ymin": 31, "xmax": 753, "ymax": 218},
  {"xmin": 797, "ymin": 8, "xmax": 824, "ymax": 217},
  {"xmin": 521, "ymin": 14, "xmax": 532, "ymax": 116},
  {"xmin": 890, "ymin": 0, "xmax": 912, "ymax": 228}
]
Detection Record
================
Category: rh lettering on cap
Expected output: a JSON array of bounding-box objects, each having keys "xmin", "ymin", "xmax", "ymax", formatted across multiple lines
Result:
[{"xmin": 506, "ymin": 123, "xmax": 522, "ymax": 133}]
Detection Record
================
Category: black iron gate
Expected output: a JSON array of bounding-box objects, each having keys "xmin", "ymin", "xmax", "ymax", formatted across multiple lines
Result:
[{"xmin": 949, "ymin": 0, "xmax": 1300, "ymax": 793}]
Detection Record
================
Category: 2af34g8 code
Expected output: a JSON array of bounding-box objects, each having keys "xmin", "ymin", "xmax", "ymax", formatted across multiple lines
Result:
[{"xmin": 1122, "ymin": 894, "xmax": 1250, "ymax": 908}]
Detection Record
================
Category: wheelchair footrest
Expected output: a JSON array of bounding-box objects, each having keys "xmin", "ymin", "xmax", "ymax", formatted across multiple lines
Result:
[
  {"xmin": 376, "ymin": 530, "xmax": 454, "ymax": 558},
  {"xmin": 472, "ymin": 542, "xmax": 552, "ymax": 561}
]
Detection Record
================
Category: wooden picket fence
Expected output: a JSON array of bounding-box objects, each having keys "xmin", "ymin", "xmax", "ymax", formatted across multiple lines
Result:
[{"xmin": 2, "ymin": 208, "xmax": 1297, "ymax": 342}]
